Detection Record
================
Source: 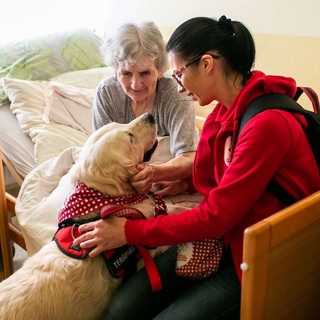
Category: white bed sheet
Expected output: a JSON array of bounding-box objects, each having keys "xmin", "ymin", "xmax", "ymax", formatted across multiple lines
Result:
[{"xmin": 16, "ymin": 147, "xmax": 80, "ymax": 255}]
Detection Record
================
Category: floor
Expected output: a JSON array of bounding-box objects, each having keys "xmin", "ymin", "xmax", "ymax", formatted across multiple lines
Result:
[
  {"xmin": 3, "ymin": 181, "xmax": 28, "ymax": 272},
  {"xmin": 13, "ymin": 244, "xmax": 28, "ymax": 272},
  {"xmin": 10, "ymin": 214, "xmax": 28, "ymax": 272}
]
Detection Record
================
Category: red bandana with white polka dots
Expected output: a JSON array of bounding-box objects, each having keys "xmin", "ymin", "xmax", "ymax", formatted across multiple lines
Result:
[{"xmin": 58, "ymin": 183, "xmax": 166, "ymax": 225}]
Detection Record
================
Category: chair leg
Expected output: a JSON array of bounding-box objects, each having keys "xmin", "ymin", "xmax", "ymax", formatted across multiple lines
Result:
[
  {"xmin": 0, "ymin": 231, "xmax": 14, "ymax": 281},
  {"xmin": 0, "ymin": 208, "xmax": 15, "ymax": 280}
]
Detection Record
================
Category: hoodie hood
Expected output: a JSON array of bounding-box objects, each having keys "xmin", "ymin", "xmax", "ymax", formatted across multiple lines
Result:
[
  {"xmin": 196, "ymin": 70, "xmax": 301, "ymax": 192},
  {"xmin": 212, "ymin": 71, "xmax": 297, "ymax": 132}
]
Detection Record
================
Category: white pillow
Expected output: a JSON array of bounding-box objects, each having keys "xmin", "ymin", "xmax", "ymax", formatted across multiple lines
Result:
[
  {"xmin": 4, "ymin": 67, "xmax": 114, "ymax": 165},
  {"xmin": 51, "ymin": 67, "xmax": 114, "ymax": 87},
  {"xmin": 44, "ymin": 82, "xmax": 95, "ymax": 134},
  {"xmin": 5, "ymin": 78, "xmax": 48, "ymax": 136},
  {"xmin": 43, "ymin": 67, "xmax": 115, "ymax": 134},
  {"xmin": 5, "ymin": 67, "xmax": 113, "ymax": 130}
]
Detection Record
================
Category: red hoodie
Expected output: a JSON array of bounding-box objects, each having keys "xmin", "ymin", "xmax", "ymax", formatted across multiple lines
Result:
[{"xmin": 125, "ymin": 71, "xmax": 320, "ymax": 282}]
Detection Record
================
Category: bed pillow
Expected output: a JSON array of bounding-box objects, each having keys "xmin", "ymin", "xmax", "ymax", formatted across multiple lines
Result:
[
  {"xmin": 4, "ymin": 67, "xmax": 113, "ymax": 132},
  {"xmin": 4, "ymin": 67, "xmax": 113, "ymax": 164},
  {"xmin": 4, "ymin": 78, "xmax": 48, "ymax": 135},
  {"xmin": 0, "ymin": 28, "xmax": 105, "ymax": 104},
  {"xmin": 43, "ymin": 82, "xmax": 95, "ymax": 134},
  {"xmin": 4, "ymin": 76, "xmax": 89, "ymax": 165},
  {"xmin": 51, "ymin": 66, "xmax": 114, "ymax": 87}
]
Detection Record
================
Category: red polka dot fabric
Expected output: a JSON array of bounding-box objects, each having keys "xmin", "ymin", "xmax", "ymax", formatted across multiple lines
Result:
[
  {"xmin": 175, "ymin": 237, "xmax": 224, "ymax": 280},
  {"xmin": 58, "ymin": 183, "xmax": 167, "ymax": 225}
]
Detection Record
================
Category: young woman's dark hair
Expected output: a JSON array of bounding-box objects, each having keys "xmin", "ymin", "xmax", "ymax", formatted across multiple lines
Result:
[{"xmin": 166, "ymin": 15, "xmax": 255, "ymax": 85}]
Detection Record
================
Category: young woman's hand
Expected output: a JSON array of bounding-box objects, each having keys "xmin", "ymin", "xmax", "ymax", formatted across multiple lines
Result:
[{"xmin": 73, "ymin": 215, "xmax": 127, "ymax": 257}]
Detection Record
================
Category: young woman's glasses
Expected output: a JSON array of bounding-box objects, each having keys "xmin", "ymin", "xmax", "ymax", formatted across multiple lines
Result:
[{"xmin": 172, "ymin": 54, "xmax": 220, "ymax": 87}]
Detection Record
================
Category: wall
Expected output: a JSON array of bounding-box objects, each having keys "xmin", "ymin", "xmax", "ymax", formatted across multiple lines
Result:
[
  {"xmin": 2, "ymin": 0, "xmax": 320, "ymax": 40},
  {"xmin": 1, "ymin": 0, "xmax": 320, "ymax": 116},
  {"xmin": 100, "ymin": 0, "xmax": 320, "ymax": 38},
  {"xmin": 254, "ymin": 33, "xmax": 320, "ymax": 113},
  {"xmin": 161, "ymin": 26, "xmax": 320, "ymax": 117},
  {"xmin": 196, "ymin": 32, "xmax": 320, "ymax": 117}
]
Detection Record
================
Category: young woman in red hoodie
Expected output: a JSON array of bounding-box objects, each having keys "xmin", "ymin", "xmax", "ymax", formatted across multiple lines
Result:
[{"xmin": 74, "ymin": 16, "xmax": 320, "ymax": 319}]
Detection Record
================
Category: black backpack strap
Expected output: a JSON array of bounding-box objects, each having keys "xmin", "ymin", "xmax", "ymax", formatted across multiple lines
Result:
[
  {"xmin": 237, "ymin": 93, "xmax": 305, "ymax": 206},
  {"xmin": 236, "ymin": 88, "xmax": 319, "ymax": 206},
  {"xmin": 265, "ymin": 179, "xmax": 295, "ymax": 207},
  {"xmin": 238, "ymin": 92, "xmax": 306, "ymax": 135}
]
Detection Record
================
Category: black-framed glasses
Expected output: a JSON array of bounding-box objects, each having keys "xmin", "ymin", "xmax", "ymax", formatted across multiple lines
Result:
[{"xmin": 172, "ymin": 53, "xmax": 220, "ymax": 87}]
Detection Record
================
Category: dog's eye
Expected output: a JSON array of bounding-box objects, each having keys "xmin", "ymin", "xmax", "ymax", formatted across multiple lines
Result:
[{"xmin": 127, "ymin": 132, "xmax": 135, "ymax": 144}]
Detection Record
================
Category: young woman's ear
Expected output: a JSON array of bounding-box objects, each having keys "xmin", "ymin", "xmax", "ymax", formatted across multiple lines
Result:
[{"xmin": 201, "ymin": 54, "xmax": 217, "ymax": 74}]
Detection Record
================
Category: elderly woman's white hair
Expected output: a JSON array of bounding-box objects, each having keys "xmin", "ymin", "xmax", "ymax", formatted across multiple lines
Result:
[{"xmin": 101, "ymin": 21, "xmax": 169, "ymax": 73}]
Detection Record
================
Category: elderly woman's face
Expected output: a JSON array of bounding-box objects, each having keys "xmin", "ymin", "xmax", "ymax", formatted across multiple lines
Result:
[{"xmin": 116, "ymin": 59, "xmax": 162, "ymax": 102}]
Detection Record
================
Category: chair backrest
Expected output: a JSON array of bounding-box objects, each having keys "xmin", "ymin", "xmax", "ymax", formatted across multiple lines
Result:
[
  {"xmin": 241, "ymin": 191, "xmax": 320, "ymax": 320},
  {"xmin": 196, "ymin": 115, "xmax": 206, "ymax": 134},
  {"xmin": 0, "ymin": 150, "xmax": 14, "ymax": 279},
  {"xmin": 0, "ymin": 150, "xmax": 26, "ymax": 281}
]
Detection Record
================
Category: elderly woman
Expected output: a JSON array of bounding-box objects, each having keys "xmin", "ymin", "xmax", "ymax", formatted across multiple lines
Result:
[{"xmin": 93, "ymin": 22, "xmax": 199, "ymax": 196}]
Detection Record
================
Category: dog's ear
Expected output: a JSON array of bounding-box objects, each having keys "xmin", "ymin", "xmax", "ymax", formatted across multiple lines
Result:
[
  {"xmin": 71, "ymin": 136, "xmax": 139, "ymax": 196},
  {"xmin": 68, "ymin": 162, "xmax": 81, "ymax": 185}
]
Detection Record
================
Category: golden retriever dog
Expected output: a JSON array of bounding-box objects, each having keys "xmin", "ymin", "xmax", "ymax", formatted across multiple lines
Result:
[{"xmin": 0, "ymin": 112, "xmax": 165, "ymax": 320}]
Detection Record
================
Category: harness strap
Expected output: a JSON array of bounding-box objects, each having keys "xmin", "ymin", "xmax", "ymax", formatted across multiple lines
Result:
[
  {"xmin": 101, "ymin": 204, "xmax": 163, "ymax": 291},
  {"xmin": 53, "ymin": 224, "xmax": 93, "ymax": 259},
  {"xmin": 136, "ymin": 245, "xmax": 163, "ymax": 292}
]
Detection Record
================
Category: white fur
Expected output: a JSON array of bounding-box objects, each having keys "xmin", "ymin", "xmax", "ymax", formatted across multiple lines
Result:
[{"xmin": 0, "ymin": 113, "xmax": 158, "ymax": 320}]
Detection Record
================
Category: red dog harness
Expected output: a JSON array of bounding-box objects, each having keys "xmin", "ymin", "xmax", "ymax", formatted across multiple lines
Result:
[{"xmin": 53, "ymin": 183, "xmax": 167, "ymax": 292}]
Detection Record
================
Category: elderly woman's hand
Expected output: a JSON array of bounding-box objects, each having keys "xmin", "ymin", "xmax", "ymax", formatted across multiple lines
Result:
[
  {"xmin": 73, "ymin": 215, "xmax": 127, "ymax": 257},
  {"xmin": 130, "ymin": 163, "xmax": 155, "ymax": 194},
  {"xmin": 152, "ymin": 180, "xmax": 188, "ymax": 196}
]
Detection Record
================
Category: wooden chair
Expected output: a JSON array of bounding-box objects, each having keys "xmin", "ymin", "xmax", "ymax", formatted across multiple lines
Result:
[
  {"xmin": 195, "ymin": 115, "xmax": 206, "ymax": 133},
  {"xmin": 241, "ymin": 190, "xmax": 320, "ymax": 320},
  {"xmin": 0, "ymin": 150, "xmax": 26, "ymax": 281}
]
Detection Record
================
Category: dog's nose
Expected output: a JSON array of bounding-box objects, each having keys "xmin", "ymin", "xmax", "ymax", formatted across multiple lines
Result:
[{"xmin": 142, "ymin": 112, "xmax": 155, "ymax": 124}]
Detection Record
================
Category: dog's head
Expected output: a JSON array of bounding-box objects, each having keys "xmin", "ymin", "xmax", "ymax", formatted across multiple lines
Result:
[{"xmin": 71, "ymin": 113, "xmax": 157, "ymax": 196}]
